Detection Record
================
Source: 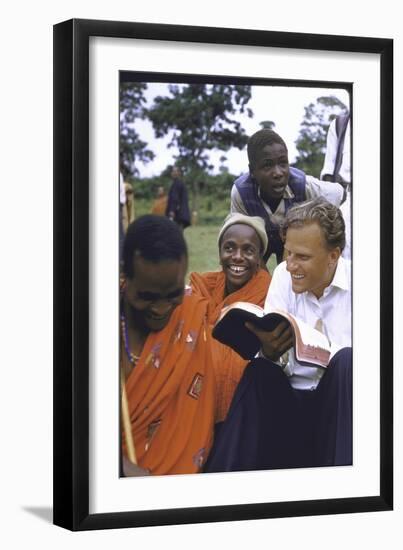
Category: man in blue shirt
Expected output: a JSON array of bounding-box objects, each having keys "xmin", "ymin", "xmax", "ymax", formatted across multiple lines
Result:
[{"xmin": 231, "ymin": 129, "xmax": 344, "ymax": 263}]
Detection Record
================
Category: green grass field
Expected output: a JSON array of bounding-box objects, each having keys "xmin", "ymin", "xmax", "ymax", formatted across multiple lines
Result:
[{"xmin": 184, "ymin": 225, "xmax": 221, "ymax": 277}]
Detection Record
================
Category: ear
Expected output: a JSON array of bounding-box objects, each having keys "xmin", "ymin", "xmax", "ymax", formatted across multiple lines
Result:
[{"xmin": 328, "ymin": 247, "xmax": 341, "ymax": 266}]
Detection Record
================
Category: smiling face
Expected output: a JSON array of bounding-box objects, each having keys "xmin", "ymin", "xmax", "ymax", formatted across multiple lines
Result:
[
  {"xmin": 124, "ymin": 255, "xmax": 187, "ymax": 333},
  {"xmin": 219, "ymin": 223, "xmax": 261, "ymax": 295},
  {"xmin": 284, "ymin": 222, "xmax": 341, "ymax": 299},
  {"xmin": 250, "ymin": 142, "xmax": 290, "ymax": 202}
]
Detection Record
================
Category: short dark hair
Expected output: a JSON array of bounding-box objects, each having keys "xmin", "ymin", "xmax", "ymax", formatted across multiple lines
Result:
[
  {"xmin": 247, "ymin": 129, "xmax": 288, "ymax": 168},
  {"xmin": 283, "ymin": 197, "xmax": 346, "ymax": 251},
  {"xmin": 123, "ymin": 215, "xmax": 188, "ymax": 278}
]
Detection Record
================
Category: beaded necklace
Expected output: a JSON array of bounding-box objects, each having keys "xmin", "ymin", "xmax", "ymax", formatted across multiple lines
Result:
[{"xmin": 120, "ymin": 311, "xmax": 140, "ymax": 368}]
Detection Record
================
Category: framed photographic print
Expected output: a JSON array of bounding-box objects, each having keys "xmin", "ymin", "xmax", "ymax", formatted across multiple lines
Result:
[{"xmin": 53, "ymin": 18, "xmax": 393, "ymax": 530}]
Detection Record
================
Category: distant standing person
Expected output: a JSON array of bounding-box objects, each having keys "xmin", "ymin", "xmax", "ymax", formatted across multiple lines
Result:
[
  {"xmin": 230, "ymin": 129, "xmax": 344, "ymax": 264},
  {"xmin": 122, "ymin": 181, "xmax": 136, "ymax": 232},
  {"xmin": 321, "ymin": 112, "xmax": 351, "ymax": 260},
  {"xmin": 151, "ymin": 186, "xmax": 168, "ymax": 216},
  {"xmin": 320, "ymin": 112, "xmax": 351, "ymax": 187},
  {"xmin": 166, "ymin": 166, "xmax": 191, "ymax": 229}
]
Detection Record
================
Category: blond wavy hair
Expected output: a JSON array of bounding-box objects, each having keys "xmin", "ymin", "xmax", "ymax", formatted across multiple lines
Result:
[{"xmin": 282, "ymin": 197, "xmax": 346, "ymax": 251}]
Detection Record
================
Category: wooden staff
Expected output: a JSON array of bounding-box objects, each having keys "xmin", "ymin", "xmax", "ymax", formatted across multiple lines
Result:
[{"xmin": 120, "ymin": 369, "xmax": 137, "ymax": 465}]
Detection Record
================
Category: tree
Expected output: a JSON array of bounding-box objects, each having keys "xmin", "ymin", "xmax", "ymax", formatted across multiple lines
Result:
[
  {"xmin": 146, "ymin": 83, "xmax": 253, "ymax": 178},
  {"xmin": 293, "ymin": 95, "xmax": 348, "ymax": 177},
  {"xmin": 119, "ymin": 82, "xmax": 155, "ymax": 178}
]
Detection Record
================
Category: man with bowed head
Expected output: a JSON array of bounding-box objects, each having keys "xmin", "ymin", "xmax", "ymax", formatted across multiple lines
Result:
[
  {"xmin": 205, "ymin": 197, "xmax": 352, "ymax": 472},
  {"xmin": 120, "ymin": 215, "xmax": 216, "ymax": 476},
  {"xmin": 231, "ymin": 129, "xmax": 344, "ymax": 263}
]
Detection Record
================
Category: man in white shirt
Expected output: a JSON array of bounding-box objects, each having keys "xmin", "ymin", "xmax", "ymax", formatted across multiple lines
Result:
[
  {"xmin": 321, "ymin": 114, "xmax": 351, "ymax": 187},
  {"xmin": 205, "ymin": 198, "xmax": 352, "ymax": 472},
  {"xmin": 321, "ymin": 113, "xmax": 351, "ymax": 260}
]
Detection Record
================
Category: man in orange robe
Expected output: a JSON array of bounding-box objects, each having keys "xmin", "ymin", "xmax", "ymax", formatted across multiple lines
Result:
[
  {"xmin": 121, "ymin": 215, "xmax": 215, "ymax": 476},
  {"xmin": 190, "ymin": 213, "xmax": 271, "ymax": 422}
]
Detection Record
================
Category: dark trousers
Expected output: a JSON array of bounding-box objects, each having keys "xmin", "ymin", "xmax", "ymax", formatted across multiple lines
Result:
[{"xmin": 204, "ymin": 348, "xmax": 352, "ymax": 473}]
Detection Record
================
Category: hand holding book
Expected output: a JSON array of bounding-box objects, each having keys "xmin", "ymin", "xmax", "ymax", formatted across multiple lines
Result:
[
  {"xmin": 212, "ymin": 301, "xmax": 331, "ymax": 367},
  {"xmin": 244, "ymin": 320, "xmax": 293, "ymax": 362}
]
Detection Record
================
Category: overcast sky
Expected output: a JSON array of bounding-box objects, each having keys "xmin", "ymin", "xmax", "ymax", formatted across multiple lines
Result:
[{"xmin": 132, "ymin": 83, "xmax": 350, "ymax": 178}]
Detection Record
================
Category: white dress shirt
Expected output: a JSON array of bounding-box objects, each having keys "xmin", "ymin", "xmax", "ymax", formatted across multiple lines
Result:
[
  {"xmin": 264, "ymin": 257, "xmax": 352, "ymax": 390},
  {"xmin": 340, "ymin": 190, "xmax": 351, "ymax": 260},
  {"xmin": 320, "ymin": 118, "xmax": 352, "ymax": 260}
]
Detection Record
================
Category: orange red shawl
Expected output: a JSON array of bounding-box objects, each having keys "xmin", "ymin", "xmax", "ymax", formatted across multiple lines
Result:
[
  {"xmin": 122, "ymin": 291, "xmax": 215, "ymax": 475},
  {"xmin": 189, "ymin": 269, "xmax": 271, "ymax": 422}
]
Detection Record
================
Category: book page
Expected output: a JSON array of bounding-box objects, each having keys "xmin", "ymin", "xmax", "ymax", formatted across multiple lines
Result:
[
  {"xmin": 270, "ymin": 309, "xmax": 331, "ymax": 367},
  {"xmin": 292, "ymin": 318, "xmax": 330, "ymax": 350},
  {"xmin": 270, "ymin": 309, "xmax": 329, "ymax": 349}
]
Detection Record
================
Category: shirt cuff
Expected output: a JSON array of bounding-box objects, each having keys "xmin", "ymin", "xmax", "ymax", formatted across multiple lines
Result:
[{"xmin": 257, "ymin": 349, "xmax": 289, "ymax": 369}]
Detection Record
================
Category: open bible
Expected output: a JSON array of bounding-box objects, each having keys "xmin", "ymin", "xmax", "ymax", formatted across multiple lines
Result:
[{"xmin": 212, "ymin": 301, "xmax": 331, "ymax": 367}]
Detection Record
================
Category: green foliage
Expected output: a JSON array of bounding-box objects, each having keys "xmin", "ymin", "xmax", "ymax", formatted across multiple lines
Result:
[
  {"xmin": 146, "ymin": 83, "xmax": 253, "ymax": 179},
  {"xmin": 201, "ymin": 171, "xmax": 235, "ymax": 200},
  {"xmin": 127, "ymin": 174, "xmax": 171, "ymax": 200},
  {"xmin": 119, "ymin": 82, "xmax": 155, "ymax": 177},
  {"xmin": 293, "ymin": 95, "xmax": 348, "ymax": 178},
  {"xmin": 131, "ymin": 171, "xmax": 235, "ymax": 224}
]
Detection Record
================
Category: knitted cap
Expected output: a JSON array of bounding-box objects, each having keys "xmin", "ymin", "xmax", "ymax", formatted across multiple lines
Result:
[{"xmin": 218, "ymin": 213, "xmax": 268, "ymax": 255}]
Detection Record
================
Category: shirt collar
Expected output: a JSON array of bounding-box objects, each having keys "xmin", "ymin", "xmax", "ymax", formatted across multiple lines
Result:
[
  {"xmin": 257, "ymin": 183, "xmax": 294, "ymax": 201},
  {"xmin": 330, "ymin": 256, "xmax": 350, "ymax": 292},
  {"xmin": 304, "ymin": 256, "xmax": 350, "ymax": 302}
]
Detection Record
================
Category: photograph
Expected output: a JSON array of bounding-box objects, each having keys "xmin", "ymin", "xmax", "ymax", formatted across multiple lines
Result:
[{"xmin": 118, "ymin": 73, "xmax": 353, "ymax": 478}]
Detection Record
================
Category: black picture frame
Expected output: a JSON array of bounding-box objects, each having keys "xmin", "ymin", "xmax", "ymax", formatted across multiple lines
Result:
[{"xmin": 53, "ymin": 18, "xmax": 393, "ymax": 531}]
